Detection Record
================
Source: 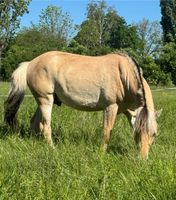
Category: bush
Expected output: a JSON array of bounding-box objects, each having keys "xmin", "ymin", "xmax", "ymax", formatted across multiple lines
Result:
[
  {"xmin": 141, "ymin": 56, "xmax": 173, "ymax": 86},
  {"xmin": 63, "ymin": 40, "xmax": 89, "ymax": 55},
  {"xmin": 157, "ymin": 42, "xmax": 176, "ymax": 84},
  {"xmin": 0, "ymin": 27, "xmax": 67, "ymax": 80}
]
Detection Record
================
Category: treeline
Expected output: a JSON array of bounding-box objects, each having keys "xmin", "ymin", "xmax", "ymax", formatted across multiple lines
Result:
[{"xmin": 1, "ymin": 0, "xmax": 176, "ymax": 85}]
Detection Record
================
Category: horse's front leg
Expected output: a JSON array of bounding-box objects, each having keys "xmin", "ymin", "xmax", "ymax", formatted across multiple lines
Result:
[{"xmin": 103, "ymin": 104, "xmax": 118, "ymax": 151}]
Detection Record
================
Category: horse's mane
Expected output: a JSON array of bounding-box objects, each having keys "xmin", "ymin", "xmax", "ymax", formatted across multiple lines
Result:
[
  {"xmin": 111, "ymin": 51, "xmax": 146, "ymax": 105},
  {"xmin": 111, "ymin": 51, "xmax": 141, "ymax": 81},
  {"xmin": 111, "ymin": 51, "xmax": 157, "ymax": 136}
]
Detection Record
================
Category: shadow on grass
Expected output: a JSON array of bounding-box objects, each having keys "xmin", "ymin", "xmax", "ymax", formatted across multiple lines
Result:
[
  {"xmin": 52, "ymin": 126, "xmax": 102, "ymax": 147},
  {"xmin": 52, "ymin": 126, "xmax": 130, "ymax": 156},
  {"xmin": 108, "ymin": 134, "xmax": 129, "ymax": 156},
  {"xmin": 108, "ymin": 144, "xmax": 129, "ymax": 156},
  {"xmin": 0, "ymin": 123, "xmax": 43, "ymax": 142},
  {"xmin": 0, "ymin": 124, "xmax": 13, "ymax": 139},
  {"xmin": 0, "ymin": 123, "xmax": 130, "ymax": 156}
]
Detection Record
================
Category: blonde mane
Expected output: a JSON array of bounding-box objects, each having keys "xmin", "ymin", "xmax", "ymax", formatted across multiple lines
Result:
[{"xmin": 112, "ymin": 51, "xmax": 157, "ymax": 137}]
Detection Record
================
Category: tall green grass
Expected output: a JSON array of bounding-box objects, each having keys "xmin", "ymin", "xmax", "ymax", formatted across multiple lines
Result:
[{"xmin": 0, "ymin": 83, "xmax": 176, "ymax": 199}]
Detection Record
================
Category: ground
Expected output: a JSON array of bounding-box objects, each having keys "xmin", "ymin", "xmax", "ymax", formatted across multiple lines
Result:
[{"xmin": 0, "ymin": 82, "xmax": 176, "ymax": 199}]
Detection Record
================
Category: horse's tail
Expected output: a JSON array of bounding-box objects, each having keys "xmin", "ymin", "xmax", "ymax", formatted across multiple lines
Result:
[{"xmin": 4, "ymin": 62, "xmax": 30, "ymax": 126}]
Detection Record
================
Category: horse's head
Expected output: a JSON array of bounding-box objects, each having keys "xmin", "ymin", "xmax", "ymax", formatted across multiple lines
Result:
[{"xmin": 132, "ymin": 107, "xmax": 162, "ymax": 159}]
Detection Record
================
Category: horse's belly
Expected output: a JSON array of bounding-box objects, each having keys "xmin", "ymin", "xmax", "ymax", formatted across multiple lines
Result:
[
  {"xmin": 55, "ymin": 71, "xmax": 116, "ymax": 111},
  {"xmin": 55, "ymin": 87, "xmax": 109, "ymax": 111},
  {"xmin": 61, "ymin": 93, "xmax": 103, "ymax": 111}
]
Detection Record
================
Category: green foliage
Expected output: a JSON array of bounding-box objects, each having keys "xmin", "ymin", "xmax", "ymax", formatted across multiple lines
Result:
[
  {"xmin": 0, "ymin": 82, "xmax": 176, "ymax": 199},
  {"xmin": 157, "ymin": 42, "xmax": 176, "ymax": 84},
  {"xmin": 1, "ymin": 4, "xmax": 74, "ymax": 80},
  {"xmin": 160, "ymin": 0, "xmax": 176, "ymax": 43},
  {"xmin": 1, "ymin": 0, "xmax": 176, "ymax": 86},
  {"xmin": 74, "ymin": 0, "xmax": 141, "ymax": 52},
  {"xmin": 74, "ymin": 20, "xmax": 100, "ymax": 49},
  {"xmin": 107, "ymin": 17, "xmax": 141, "ymax": 50},
  {"xmin": 74, "ymin": 0, "xmax": 110, "ymax": 49},
  {"xmin": 63, "ymin": 40, "xmax": 89, "ymax": 55},
  {"xmin": 0, "ymin": 0, "xmax": 31, "ymax": 55},
  {"xmin": 141, "ymin": 56, "xmax": 173, "ymax": 86},
  {"xmin": 39, "ymin": 5, "xmax": 73, "ymax": 42},
  {"xmin": 1, "ymin": 26, "xmax": 67, "ymax": 80}
]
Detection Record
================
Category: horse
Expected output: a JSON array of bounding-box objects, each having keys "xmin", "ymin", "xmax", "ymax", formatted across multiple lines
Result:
[{"xmin": 4, "ymin": 51, "xmax": 161, "ymax": 159}]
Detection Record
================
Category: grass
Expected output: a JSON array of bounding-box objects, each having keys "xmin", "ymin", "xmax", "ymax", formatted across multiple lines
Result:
[{"xmin": 0, "ymin": 82, "xmax": 176, "ymax": 199}]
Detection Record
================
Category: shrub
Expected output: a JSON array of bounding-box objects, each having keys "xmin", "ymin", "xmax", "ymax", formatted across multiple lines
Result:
[
  {"xmin": 157, "ymin": 42, "xmax": 176, "ymax": 84},
  {"xmin": 141, "ymin": 56, "xmax": 173, "ymax": 86}
]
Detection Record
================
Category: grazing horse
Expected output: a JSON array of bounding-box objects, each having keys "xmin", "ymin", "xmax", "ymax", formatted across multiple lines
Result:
[{"xmin": 4, "ymin": 51, "xmax": 161, "ymax": 159}]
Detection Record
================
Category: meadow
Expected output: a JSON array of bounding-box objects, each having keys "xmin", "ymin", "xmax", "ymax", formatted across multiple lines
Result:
[{"xmin": 0, "ymin": 82, "xmax": 176, "ymax": 200}]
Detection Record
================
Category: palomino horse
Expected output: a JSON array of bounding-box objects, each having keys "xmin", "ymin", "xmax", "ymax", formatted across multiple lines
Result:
[{"xmin": 4, "ymin": 51, "xmax": 161, "ymax": 159}]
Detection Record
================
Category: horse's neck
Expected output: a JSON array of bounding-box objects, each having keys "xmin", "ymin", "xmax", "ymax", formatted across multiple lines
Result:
[{"xmin": 126, "ymin": 73, "xmax": 154, "ymax": 112}]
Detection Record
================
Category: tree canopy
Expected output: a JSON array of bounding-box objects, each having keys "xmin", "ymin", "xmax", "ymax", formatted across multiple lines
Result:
[
  {"xmin": 160, "ymin": 0, "xmax": 176, "ymax": 43},
  {"xmin": 0, "ymin": 0, "xmax": 31, "ymax": 56},
  {"xmin": 1, "ymin": 0, "xmax": 176, "ymax": 86},
  {"xmin": 39, "ymin": 5, "xmax": 73, "ymax": 43},
  {"xmin": 74, "ymin": 0, "xmax": 141, "ymax": 54},
  {"xmin": 135, "ymin": 19, "xmax": 162, "ymax": 56}
]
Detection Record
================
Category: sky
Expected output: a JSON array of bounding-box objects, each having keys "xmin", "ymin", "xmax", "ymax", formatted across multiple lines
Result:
[{"xmin": 21, "ymin": 0, "xmax": 161, "ymax": 28}]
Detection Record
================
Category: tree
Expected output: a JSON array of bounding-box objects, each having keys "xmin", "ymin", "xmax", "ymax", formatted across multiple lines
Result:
[
  {"xmin": 1, "ymin": 5, "xmax": 73, "ymax": 80},
  {"xmin": 0, "ymin": 0, "xmax": 31, "ymax": 57},
  {"xmin": 157, "ymin": 42, "xmax": 176, "ymax": 84},
  {"xmin": 107, "ymin": 13, "xmax": 140, "ymax": 51},
  {"xmin": 75, "ymin": 0, "xmax": 111, "ymax": 50},
  {"xmin": 74, "ymin": 20, "xmax": 100, "ymax": 50},
  {"xmin": 63, "ymin": 39, "xmax": 89, "ymax": 55},
  {"xmin": 1, "ymin": 25, "xmax": 67, "ymax": 80},
  {"xmin": 74, "ymin": 0, "xmax": 140, "ymax": 54},
  {"xmin": 160, "ymin": 0, "xmax": 176, "ymax": 43},
  {"xmin": 39, "ymin": 5, "xmax": 73, "ymax": 43},
  {"xmin": 141, "ymin": 56, "xmax": 172, "ymax": 86},
  {"xmin": 135, "ymin": 19, "xmax": 162, "ymax": 56}
]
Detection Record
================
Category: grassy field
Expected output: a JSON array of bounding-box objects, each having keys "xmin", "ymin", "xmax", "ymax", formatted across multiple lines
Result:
[{"xmin": 0, "ymin": 82, "xmax": 176, "ymax": 200}]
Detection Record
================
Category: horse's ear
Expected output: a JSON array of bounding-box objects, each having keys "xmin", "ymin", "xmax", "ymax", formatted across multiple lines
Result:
[{"xmin": 155, "ymin": 109, "xmax": 162, "ymax": 119}]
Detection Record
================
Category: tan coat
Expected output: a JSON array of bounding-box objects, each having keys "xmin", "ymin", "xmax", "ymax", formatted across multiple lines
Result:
[
  {"xmin": 27, "ymin": 51, "xmax": 143, "ymax": 112},
  {"xmin": 5, "ymin": 51, "xmax": 160, "ymax": 159}
]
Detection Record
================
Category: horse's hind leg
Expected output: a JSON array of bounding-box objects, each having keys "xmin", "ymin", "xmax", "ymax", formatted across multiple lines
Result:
[
  {"xmin": 38, "ymin": 95, "xmax": 54, "ymax": 147},
  {"xmin": 30, "ymin": 106, "xmax": 42, "ymax": 133},
  {"xmin": 103, "ymin": 104, "xmax": 118, "ymax": 151}
]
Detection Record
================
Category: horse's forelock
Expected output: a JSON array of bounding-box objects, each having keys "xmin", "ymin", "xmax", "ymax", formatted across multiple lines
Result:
[{"xmin": 134, "ymin": 107, "xmax": 157, "ymax": 136}]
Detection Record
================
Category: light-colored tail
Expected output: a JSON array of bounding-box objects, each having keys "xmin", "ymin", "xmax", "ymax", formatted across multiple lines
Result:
[{"xmin": 4, "ymin": 62, "xmax": 30, "ymax": 126}]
